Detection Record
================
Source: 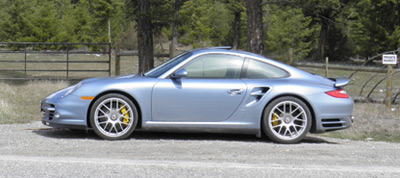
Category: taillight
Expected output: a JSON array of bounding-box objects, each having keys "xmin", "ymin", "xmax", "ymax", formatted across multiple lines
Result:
[{"xmin": 325, "ymin": 89, "xmax": 349, "ymax": 98}]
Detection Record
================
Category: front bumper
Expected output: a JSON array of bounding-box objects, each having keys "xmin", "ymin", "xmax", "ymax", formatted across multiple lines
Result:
[{"xmin": 41, "ymin": 94, "xmax": 91, "ymax": 130}]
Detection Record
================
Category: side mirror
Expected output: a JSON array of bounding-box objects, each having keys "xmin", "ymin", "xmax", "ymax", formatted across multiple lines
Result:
[{"xmin": 171, "ymin": 68, "xmax": 187, "ymax": 79}]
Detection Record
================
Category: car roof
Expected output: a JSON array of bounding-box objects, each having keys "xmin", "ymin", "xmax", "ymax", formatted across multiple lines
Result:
[
  {"xmin": 187, "ymin": 47, "xmax": 321, "ymax": 80},
  {"xmin": 189, "ymin": 47, "xmax": 265, "ymax": 59}
]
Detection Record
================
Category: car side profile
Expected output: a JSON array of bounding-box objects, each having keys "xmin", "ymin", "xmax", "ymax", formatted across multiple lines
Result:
[{"xmin": 41, "ymin": 47, "xmax": 354, "ymax": 143}]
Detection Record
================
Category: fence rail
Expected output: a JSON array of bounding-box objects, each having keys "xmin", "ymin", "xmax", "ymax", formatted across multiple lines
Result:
[
  {"xmin": 114, "ymin": 45, "xmax": 170, "ymax": 75},
  {"xmin": 292, "ymin": 62, "xmax": 399, "ymax": 73},
  {"xmin": 0, "ymin": 42, "xmax": 111, "ymax": 80}
]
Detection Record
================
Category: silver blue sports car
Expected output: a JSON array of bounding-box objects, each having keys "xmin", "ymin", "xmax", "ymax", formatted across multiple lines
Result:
[{"xmin": 41, "ymin": 47, "xmax": 354, "ymax": 143}]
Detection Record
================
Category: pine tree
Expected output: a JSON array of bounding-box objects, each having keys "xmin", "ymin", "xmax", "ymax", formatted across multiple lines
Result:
[
  {"xmin": 0, "ymin": 0, "xmax": 34, "ymax": 42},
  {"xmin": 297, "ymin": 0, "xmax": 356, "ymax": 61},
  {"xmin": 265, "ymin": 5, "xmax": 318, "ymax": 61},
  {"xmin": 351, "ymin": 0, "xmax": 400, "ymax": 58}
]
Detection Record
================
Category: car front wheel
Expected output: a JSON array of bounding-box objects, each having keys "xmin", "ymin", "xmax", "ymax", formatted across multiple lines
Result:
[
  {"xmin": 262, "ymin": 97, "xmax": 311, "ymax": 144},
  {"xmin": 90, "ymin": 94, "xmax": 138, "ymax": 140}
]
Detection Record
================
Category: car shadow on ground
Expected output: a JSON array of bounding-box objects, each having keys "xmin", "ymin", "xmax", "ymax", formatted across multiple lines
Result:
[
  {"xmin": 130, "ymin": 131, "xmax": 337, "ymax": 144},
  {"xmin": 31, "ymin": 128, "xmax": 336, "ymax": 144},
  {"xmin": 31, "ymin": 128, "xmax": 101, "ymax": 140}
]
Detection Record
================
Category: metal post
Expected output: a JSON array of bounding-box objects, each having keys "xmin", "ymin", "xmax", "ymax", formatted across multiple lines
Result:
[
  {"xmin": 325, "ymin": 57, "xmax": 329, "ymax": 78},
  {"xmin": 386, "ymin": 65, "xmax": 393, "ymax": 110}
]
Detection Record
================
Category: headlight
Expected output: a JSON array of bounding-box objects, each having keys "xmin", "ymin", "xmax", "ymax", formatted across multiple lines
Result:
[
  {"xmin": 46, "ymin": 87, "xmax": 70, "ymax": 99},
  {"xmin": 64, "ymin": 82, "xmax": 84, "ymax": 96}
]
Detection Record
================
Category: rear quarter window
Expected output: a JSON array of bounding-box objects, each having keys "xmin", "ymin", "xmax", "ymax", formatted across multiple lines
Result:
[{"xmin": 244, "ymin": 59, "xmax": 289, "ymax": 79}]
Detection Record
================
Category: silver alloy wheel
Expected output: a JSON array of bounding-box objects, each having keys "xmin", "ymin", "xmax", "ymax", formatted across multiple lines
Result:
[
  {"xmin": 94, "ymin": 97, "xmax": 134, "ymax": 138},
  {"xmin": 268, "ymin": 101, "xmax": 308, "ymax": 141}
]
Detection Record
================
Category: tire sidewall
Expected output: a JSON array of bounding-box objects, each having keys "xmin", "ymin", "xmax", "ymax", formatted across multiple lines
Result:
[
  {"xmin": 262, "ymin": 96, "xmax": 311, "ymax": 144},
  {"xmin": 90, "ymin": 93, "xmax": 138, "ymax": 140}
]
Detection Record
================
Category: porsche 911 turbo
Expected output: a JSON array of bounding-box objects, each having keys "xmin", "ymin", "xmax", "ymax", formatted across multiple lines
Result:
[{"xmin": 41, "ymin": 47, "xmax": 354, "ymax": 143}]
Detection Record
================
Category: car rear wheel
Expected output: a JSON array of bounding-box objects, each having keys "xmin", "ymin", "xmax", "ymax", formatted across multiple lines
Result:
[
  {"xmin": 90, "ymin": 94, "xmax": 138, "ymax": 140},
  {"xmin": 262, "ymin": 97, "xmax": 311, "ymax": 144}
]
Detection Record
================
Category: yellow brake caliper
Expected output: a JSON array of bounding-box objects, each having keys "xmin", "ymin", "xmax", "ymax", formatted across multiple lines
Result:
[
  {"xmin": 272, "ymin": 112, "xmax": 279, "ymax": 126},
  {"xmin": 120, "ymin": 104, "xmax": 130, "ymax": 124}
]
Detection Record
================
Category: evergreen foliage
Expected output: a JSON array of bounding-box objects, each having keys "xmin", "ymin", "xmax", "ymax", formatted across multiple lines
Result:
[
  {"xmin": 0, "ymin": 0, "xmax": 398, "ymax": 61},
  {"xmin": 179, "ymin": 0, "xmax": 232, "ymax": 48},
  {"xmin": 0, "ymin": 0, "xmax": 123, "ymax": 45},
  {"xmin": 350, "ymin": 0, "xmax": 400, "ymax": 58},
  {"xmin": 265, "ymin": 5, "xmax": 317, "ymax": 61}
]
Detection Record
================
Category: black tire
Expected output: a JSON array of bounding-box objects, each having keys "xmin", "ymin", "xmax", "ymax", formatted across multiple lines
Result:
[
  {"xmin": 90, "ymin": 93, "xmax": 138, "ymax": 140},
  {"xmin": 262, "ymin": 96, "xmax": 311, "ymax": 144}
]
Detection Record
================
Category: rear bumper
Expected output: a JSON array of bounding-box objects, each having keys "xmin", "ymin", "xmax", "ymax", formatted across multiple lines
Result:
[
  {"xmin": 308, "ymin": 94, "xmax": 354, "ymax": 133},
  {"xmin": 317, "ymin": 115, "xmax": 353, "ymax": 132}
]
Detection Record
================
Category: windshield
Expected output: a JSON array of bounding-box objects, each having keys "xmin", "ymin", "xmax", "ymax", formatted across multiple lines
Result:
[{"xmin": 145, "ymin": 52, "xmax": 192, "ymax": 78}]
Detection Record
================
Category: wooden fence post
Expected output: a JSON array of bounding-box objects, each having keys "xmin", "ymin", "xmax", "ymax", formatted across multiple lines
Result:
[
  {"xmin": 115, "ymin": 43, "xmax": 121, "ymax": 76},
  {"xmin": 66, "ymin": 44, "xmax": 69, "ymax": 79},
  {"xmin": 24, "ymin": 43, "xmax": 27, "ymax": 78},
  {"xmin": 287, "ymin": 48, "xmax": 293, "ymax": 65},
  {"xmin": 325, "ymin": 57, "xmax": 329, "ymax": 78},
  {"xmin": 386, "ymin": 65, "xmax": 393, "ymax": 110}
]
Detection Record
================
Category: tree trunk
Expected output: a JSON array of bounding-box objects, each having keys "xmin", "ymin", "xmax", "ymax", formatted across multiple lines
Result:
[
  {"xmin": 316, "ymin": 22, "xmax": 327, "ymax": 61},
  {"xmin": 232, "ymin": 11, "xmax": 241, "ymax": 50},
  {"xmin": 245, "ymin": 0, "xmax": 264, "ymax": 55},
  {"xmin": 170, "ymin": 0, "xmax": 180, "ymax": 58},
  {"xmin": 137, "ymin": 0, "xmax": 154, "ymax": 73}
]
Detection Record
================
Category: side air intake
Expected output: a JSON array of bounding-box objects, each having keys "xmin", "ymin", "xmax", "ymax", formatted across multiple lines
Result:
[{"xmin": 245, "ymin": 87, "xmax": 269, "ymax": 107}]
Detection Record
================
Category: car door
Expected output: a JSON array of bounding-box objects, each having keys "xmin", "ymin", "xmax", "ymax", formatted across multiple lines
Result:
[{"xmin": 152, "ymin": 54, "xmax": 247, "ymax": 122}]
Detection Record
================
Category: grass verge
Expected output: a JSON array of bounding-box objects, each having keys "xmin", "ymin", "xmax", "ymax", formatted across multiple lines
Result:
[{"xmin": 0, "ymin": 81, "xmax": 69, "ymax": 124}]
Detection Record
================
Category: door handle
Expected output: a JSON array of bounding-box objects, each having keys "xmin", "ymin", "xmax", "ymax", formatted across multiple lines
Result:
[{"xmin": 227, "ymin": 89, "xmax": 243, "ymax": 96}]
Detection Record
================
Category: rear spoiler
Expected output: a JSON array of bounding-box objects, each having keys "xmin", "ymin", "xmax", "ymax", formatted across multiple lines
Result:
[{"xmin": 328, "ymin": 77, "xmax": 350, "ymax": 88}]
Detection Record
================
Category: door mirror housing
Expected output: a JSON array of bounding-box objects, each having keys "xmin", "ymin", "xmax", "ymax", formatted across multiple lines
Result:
[{"xmin": 171, "ymin": 68, "xmax": 187, "ymax": 79}]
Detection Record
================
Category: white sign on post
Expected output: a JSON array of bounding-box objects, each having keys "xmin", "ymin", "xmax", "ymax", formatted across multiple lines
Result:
[{"xmin": 382, "ymin": 54, "xmax": 398, "ymax": 65}]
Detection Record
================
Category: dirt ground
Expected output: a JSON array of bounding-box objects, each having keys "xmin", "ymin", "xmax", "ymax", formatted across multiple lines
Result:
[{"xmin": 0, "ymin": 121, "xmax": 399, "ymax": 178}]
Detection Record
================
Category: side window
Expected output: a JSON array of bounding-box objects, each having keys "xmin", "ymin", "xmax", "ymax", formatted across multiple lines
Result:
[
  {"xmin": 244, "ymin": 59, "xmax": 289, "ymax": 79},
  {"xmin": 183, "ymin": 54, "xmax": 244, "ymax": 79}
]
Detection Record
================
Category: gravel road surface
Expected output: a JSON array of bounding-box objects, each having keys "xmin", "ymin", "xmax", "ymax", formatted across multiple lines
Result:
[{"xmin": 0, "ymin": 122, "xmax": 399, "ymax": 178}]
